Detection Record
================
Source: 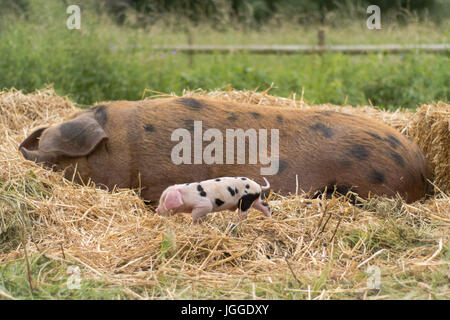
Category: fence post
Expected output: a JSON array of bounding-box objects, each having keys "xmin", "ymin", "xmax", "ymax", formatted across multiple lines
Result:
[
  {"xmin": 186, "ymin": 26, "xmax": 194, "ymax": 67},
  {"xmin": 318, "ymin": 28, "xmax": 326, "ymax": 54}
]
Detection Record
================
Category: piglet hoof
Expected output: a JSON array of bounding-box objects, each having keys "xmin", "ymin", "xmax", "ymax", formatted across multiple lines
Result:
[
  {"xmin": 239, "ymin": 212, "xmax": 248, "ymax": 220},
  {"xmin": 192, "ymin": 216, "xmax": 208, "ymax": 224}
]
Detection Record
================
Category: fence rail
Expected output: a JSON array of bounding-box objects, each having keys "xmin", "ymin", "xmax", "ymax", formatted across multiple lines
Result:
[{"xmin": 152, "ymin": 44, "xmax": 450, "ymax": 55}]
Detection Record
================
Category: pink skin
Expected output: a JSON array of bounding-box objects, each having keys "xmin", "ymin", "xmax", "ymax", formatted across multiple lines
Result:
[{"xmin": 156, "ymin": 177, "xmax": 271, "ymax": 223}]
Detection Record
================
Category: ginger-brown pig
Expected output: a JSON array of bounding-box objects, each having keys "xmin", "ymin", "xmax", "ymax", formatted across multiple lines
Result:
[{"xmin": 19, "ymin": 97, "xmax": 431, "ymax": 203}]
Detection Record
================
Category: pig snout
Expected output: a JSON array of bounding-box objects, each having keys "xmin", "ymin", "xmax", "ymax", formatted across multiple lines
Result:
[
  {"xmin": 254, "ymin": 198, "xmax": 271, "ymax": 217},
  {"xmin": 156, "ymin": 205, "xmax": 171, "ymax": 217}
]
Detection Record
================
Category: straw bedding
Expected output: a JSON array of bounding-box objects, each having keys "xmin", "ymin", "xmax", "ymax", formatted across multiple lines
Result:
[{"xmin": 0, "ymin": 87, "xmax": 448, "ymax": 298}]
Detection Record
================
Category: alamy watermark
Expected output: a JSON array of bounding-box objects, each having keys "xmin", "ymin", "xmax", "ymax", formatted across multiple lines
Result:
[
  {"xmin": 367, "ymin": 5, "xmax": 381, "ymax": 30},
  {"xmin": 66, "ymin": 5, "xmax": 81, "ymax": 30},
  {"xmin": 171, "ymin": 121, "xmax": 280, "ymax": 175},
  {"xmin": 66, "ymin": 265, "xmax": 81, "ymax": 290},
  {"xmin": 366, "ymin": 265, "xmax": 381, "ymax": 290},
  {"xmin": 66, "ymin": 4, "xmax": 381, "ymax": 31}
]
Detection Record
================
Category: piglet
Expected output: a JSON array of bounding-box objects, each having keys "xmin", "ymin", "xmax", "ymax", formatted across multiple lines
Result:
[{"xmin": 156, "ymin": 177, "xmax": 271, "ymax": 223}]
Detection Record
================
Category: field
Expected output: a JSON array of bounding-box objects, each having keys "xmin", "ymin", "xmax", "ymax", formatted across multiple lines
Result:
[
  {"xmin": 0, "ymin": 0, "xmax": 449, "ymax": 300},
  {"xmin": 0, "ymin": 88, "xmax": 449, "ymax": 300},
  {"xmin": 0, "ymin": 1, "xmax": 448, "ymax": 109}
]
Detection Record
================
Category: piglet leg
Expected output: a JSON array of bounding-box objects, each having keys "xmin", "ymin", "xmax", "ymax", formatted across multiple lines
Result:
[
  {"xmin": 238, "ymin": 209, "xmax": 249, "ymax": 220},
  {"xmin": 191, "ymin": 205, "xmax": 213, "ymax": 224}
]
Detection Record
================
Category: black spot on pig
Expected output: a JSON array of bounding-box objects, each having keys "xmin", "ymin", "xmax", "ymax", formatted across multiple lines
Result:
[
  {"xmin": 385, "ymin": 134, "xmax": 401, "ymax": 149},
  {"xmin": 178, "ymin": 98, "xmax": 203, "ymax": 109},
  {"xmin": 241, "ymin": 177, "xmax": 247, "ymax": 180},
  {"xmin": 277, "ymin": 115, "xmax": 283, "ymax": 123},
  {"xmin": 183, "ymin": 120, "xmax": 195, "ymax": 132},
  {"xmin": 250, "ymin": 112, "xmax": 261, "ymax": 119},
  {"xmin": 309, "ymin": 123, "xmax": 334, "ymax": 138},
  {"xmin": 215, "ymin": 178, "xmax": 221, "ymax": 182},
  {"xmin": 390, "ymin": 151, "xmax": 405, "ymax": 167},
  {"xmin": 227, "ymin": 186, "xmax": 235, "ymax": 196},
  {"xmin": 144, "ymin": 124, "xmax": 154, "ymax": 132},
  {"xmin": 346, "ymin": 144, "xmax": 369, "ymax": 161},
  {"xmin": 369, "ymin": 169, "xmax": 385, "ymax": 184},
  {"xmin": 366, "ymin": 132, "xmax": 382, "ymax": 140},
  {"xmin": 245, "ymin": 184, "xmax": 250, "ymax": 189},
  {"xmin": 197, "ymin": 184, "xmax": 207, "ymax": 197},
  {"xmin": 227, "ymin": 113, "xmax": 238, "ymax": 122},
  {"xmin": 278, "ymin": 159, "xmax": 288, "ymax": 174},
  {"xmin": 237, "ymin": 192, "xmax": 260, "ymax": 211},
  {"xmin": 215, "ymin": 198, "xmax": 224, "ymax": 206}
]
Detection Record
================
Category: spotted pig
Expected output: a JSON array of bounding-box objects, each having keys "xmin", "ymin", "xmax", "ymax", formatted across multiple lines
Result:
[
  {"xmin": 19, "ymin": 97, "xmax": 431, "ymax": 203},
  {"xmin": 156, "ymin": 177, "xmax": 271, "ymax": 223}
]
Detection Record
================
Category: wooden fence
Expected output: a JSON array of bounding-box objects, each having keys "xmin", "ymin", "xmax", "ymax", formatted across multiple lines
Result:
[
  {"xmin": 152, "ymin": 28, "xmax": 448, "ymax": 55},
  {"xmin": 152, "ymin": 43, "xmax": 450, "ymax": 55}
]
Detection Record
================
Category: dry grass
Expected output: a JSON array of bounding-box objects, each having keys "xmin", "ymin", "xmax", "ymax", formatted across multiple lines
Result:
[
  {"xmin": 0, "ymin": 87, "xmax": 448, "ymax": 299},
  {"xmin": 406, "ymin": 102, "xmax": 450, "ymax": 194}
]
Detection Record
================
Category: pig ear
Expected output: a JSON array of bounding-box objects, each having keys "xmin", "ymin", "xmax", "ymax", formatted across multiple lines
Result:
[
  {"xmin": 39, "ymin": 115, "xmax": 107, "ymax": 157},
  {"xmin": 164, "ymin": 189, "xmax": 183, "ymax": 210},
  {"xmin": 19, "ymin": 126, "xmax": 48, "ymax": 152}
]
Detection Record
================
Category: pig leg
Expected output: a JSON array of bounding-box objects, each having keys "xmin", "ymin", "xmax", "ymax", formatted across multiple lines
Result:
[
  {"xmin": 238, "ymin": 209, "xmax": 249, "ymax": 220},
  {"xmin": 191, "ymin": 204, "xmax": 213, "ymax": 224},
  {"xmin": 252, "ymin": 198, "xmax": 271, "ymax": 218}
]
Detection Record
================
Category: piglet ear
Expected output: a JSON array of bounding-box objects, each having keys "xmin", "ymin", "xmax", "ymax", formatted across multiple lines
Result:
[{"xmin": 164, "ymin": 189, "xmax": 183, "ymax": 210}]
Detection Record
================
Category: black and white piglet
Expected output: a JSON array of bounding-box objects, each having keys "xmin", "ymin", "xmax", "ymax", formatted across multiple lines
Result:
[{"xmin": 156, "ymin": 177, "xmax": 271, "ymax": 223}]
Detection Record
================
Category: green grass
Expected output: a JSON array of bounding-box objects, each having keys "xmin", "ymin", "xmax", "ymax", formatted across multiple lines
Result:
[
  {"xmin": 0, "ymin": 0, "xmax": 448, "ymax": 109},
  {"xmin": 1, "ymin": 251, "xmax": 447, "ymax": 299},
  {"xmin": 0, "ymin": 172, "xmax": 51, "ymax": 254},
  {"xmin": 0, "ymin": 255, "xmax": 126, "ymax": 299}
]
